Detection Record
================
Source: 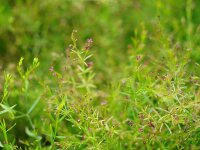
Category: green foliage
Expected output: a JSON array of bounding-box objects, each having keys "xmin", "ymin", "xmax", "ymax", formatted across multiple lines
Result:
[{"xmin": 0, "ymin": 0, "xmax": 200, "ymax": 149}]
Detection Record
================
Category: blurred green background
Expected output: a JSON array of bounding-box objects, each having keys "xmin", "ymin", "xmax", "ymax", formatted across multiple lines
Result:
[{"xmin": 0, "ymin": 0, "xmax": 200, "ymax": 78}]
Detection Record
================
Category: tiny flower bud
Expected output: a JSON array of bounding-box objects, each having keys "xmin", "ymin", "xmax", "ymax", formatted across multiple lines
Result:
[
  {"xmin": 147, "ymin": 121, "xmax": 155, "ymax": 128},
  {"xmin": 87, "ymin": 62, "xmax": 94, "ymax": 68},
  {"xmin": 136, "ymin": 55, "xmax": 142, "ymax": 61},
  {"xmin": 139, "ymin": 128, "xmax": 143, "ymax": 132},
  {"xmin": 127, "ymin": 120, "xmax": 134, "ymax": 126}
]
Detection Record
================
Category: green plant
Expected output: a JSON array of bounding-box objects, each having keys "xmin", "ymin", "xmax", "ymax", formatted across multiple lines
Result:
[{"xmin": 1, "ymin": 0, "xmax": 200, "ymax": 149}]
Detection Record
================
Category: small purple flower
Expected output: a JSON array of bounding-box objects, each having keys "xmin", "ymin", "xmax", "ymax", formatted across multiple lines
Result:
[
  {"xmin": 87, "ymin": 38, "xmax": 93, "ymax": 44},
  {"xmin": 49, "ymin": 66, "xmax": 54, "ymax": 72},
  {"xmin": 84, "ymin": 38, "xmax": 93, "ymax": 50}
]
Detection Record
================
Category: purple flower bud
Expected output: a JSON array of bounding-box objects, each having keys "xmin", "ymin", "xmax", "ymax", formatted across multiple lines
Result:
[
  {"xmin": 138, "ymin": 128, "xmax": 143, "ymax": 132},
  {"xmin": 84, "ymin": 45, "xmax": 91, "ymax": 50},
  {"xmin": 87, "ymin": 62, "xmax": 94, "ymax": 68}
]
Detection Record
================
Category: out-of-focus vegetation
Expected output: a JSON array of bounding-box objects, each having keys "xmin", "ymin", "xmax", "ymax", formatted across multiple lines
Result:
[{"xmin": 1, "ymin": 0, "xmax": 200, "ymax": 149}]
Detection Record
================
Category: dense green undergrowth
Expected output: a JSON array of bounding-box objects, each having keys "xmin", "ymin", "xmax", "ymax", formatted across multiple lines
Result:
[{"xmin": 1, "ymin": 0, "xmax": 200, "ymax": 149}]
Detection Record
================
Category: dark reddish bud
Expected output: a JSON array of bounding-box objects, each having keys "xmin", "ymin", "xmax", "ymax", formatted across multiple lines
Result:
[
  {"xmin": 138, "ymin": 114, "xmax": 144, "ymax": 119},
  {"xmin": 127, "ymin": 120, "xmax": 134, "ymax": 126},
  {"xmin": 125, "ymin": 96, "xmax": 129, "ymax": 100},
  {"xmin": 161, "ymin": 76, "xmax": 166, "ymax": 81},
  {"xmin": 147, "ymin": 122, "xmax": 155, "ymax": 128},
  {"xmin": 84, "ymin": 45, "xmax": 90, "ymax": 50},
  {"xmin": 138, "ymin": 128, "xmax": 143, "ymax": 132},
  {"xmin": 87, "ymin": 62, "xmax": 94, "ymax": 68},
  {"xmin": 81, "ymin": 135, "xmax": 85, "ymax": 140},
  {"xmin": 136, "ymin": 55, "xmax": 142, "ymax": 61}
]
